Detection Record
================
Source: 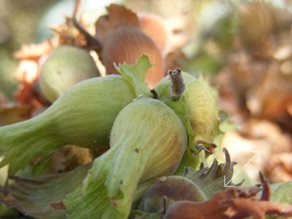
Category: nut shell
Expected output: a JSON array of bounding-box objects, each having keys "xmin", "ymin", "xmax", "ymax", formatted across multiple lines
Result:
[
  {"xmin": 139, "ymin": 13, "xmax": 169, "ymax": 53},
  {"xmin": 138, "ymin": 175, "xmax": 206, "ymax": 213},
  {"xmin": 102, "ymin": 27, "xmax": 164, "ymax": 88}
]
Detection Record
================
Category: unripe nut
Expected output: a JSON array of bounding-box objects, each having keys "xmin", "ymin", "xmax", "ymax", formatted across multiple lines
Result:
[
  {"xmin": 39, "ymin": 45, "xmax": 100, "ymax": 103},
  {"xmin": 138, "ymin": 175, "xmax": 207, "ymax": 213}
]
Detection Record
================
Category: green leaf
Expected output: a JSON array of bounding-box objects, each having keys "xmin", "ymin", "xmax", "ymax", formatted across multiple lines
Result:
[
  {"xmin": 270, "ymin": 181, "xmax": 292, "ymax": 205},
  {"xmin": 115, "ymin": 55, "xmax": 152, "ymax": 97},
  {"xmin": 0, "ymin": 204, "xmax": 18, "ymax": 219},
  {"xmin": 64, "ymin": 151, "xmax": 118, "ymax": 218},
  {"xmin": 163, "ymin": 98, "xmax": 196, "ymax": 151},
  {"xmin": 163, "ymin": 98, "xmax": 203, "ymax": 173},
  {"xmin": 175, "ymin": 148, "xmax": 201, "ymax": 174},
  {"xmin": 1, "ymin": 165, "xmax": 89, "ymax": 219}
]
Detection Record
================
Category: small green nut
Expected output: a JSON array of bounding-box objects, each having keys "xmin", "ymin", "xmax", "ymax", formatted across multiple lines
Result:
[{"xmin": 39, "ymin": 45, "xmax": 100, "ymax": 103}]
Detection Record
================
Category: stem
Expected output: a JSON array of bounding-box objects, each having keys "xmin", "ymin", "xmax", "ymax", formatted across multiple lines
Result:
[
  {"xmin": 72, "ymin": 0, "xmax": 102, "ymax": 52},
  {"xmin": 169, "ymin": 68, "xmax": 185, "ymax": 101},
  {"xmin": 72, "ymin": 18, "xmax": 102, "ymax": 52}
]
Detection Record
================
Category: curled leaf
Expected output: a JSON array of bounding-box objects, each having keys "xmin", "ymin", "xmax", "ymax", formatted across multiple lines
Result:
[
  {"xmin": 0, "ymin": 166, "xmax": 89, "ymax": 219},
  {"xmin": 0, "ymin": 104, "xmax": 32, "ymax": 126},
  {"xmin": 94, "ymin": 4, "xmax": 140, "ymax": 42},
  {"xmin": 115, "ymin": 55, "xmax": 152, "ymax": 97}
]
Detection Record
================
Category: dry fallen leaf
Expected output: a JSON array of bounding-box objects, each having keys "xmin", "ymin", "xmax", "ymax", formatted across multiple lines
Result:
[
  {"xmin": 50, "ymin": 145, "xmax": 93, "ymax": 173},
  {"xmin": 163, "ymin": 195, "xmax": 229, "ymax": 219},
  {"xmin": 164, "ymin": 173, "xmax": 292, "ymax": 219},
  {"xmin": 94, "ymin": 4, "xmax": 140, "ymax": 43},
  {"xmin": 0, "ymin": 104, "xmax": 32, "ymax": 126},
  {"xmin": 268, "ymin": 153, "xmax": 292, "ymax": 182},
  {"xmin": 13, "ymin": 41, "xmax": 53, "ymax": 61}
]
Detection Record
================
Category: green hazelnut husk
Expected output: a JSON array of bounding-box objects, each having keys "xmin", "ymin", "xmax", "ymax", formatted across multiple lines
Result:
[
  {"xmin": 64, "ymin": 97, "xmax": 188, "ymax": 219},
  {"xmin": 155, "ymin": 72, "xmax": 220, "ymax": 142},
  {"xmin": 0, "ymin": 75, "xmax": 136, "ymax": 174}
]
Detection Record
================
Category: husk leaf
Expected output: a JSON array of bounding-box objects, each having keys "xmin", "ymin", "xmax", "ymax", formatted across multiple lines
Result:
[{"xmin": 64, "ymin": 98, "xmax": 188, "ymax": 218}]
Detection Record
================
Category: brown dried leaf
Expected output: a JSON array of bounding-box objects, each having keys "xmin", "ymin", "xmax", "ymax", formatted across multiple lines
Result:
[
  {"xmin": 50, "ymin": 145, "xmax": 93, "ymax": 173},
  {"xmin": 14, "ymin": 60, "xmax": 39, "ymax": 105},
  {"xmin": 13, "ymin": 41, "xmax": 53, "ymax": 61},
  {"xmin": 49, "ymin": 1, "xmax": 94, "ymax": 49},
  {"xmin": 0, "ymin": 94, "xmax": 8, "ymax": 105},
  {"xmin": 259, "ymin": 172, "xmax": 271, "ymax": 201},
  {"xmin": 163, "ymin": 192, "xmax": 230, "ymax": 219},
  {"xmin": 50, "ymin": 16, "xmax": 88, "ymax": 48},
  {"xmin": 50, "ymin": 201, "xmax": 66, "ymax": 210},
  {"xmin": 138, "ymin": 13, "xmax": 169, "ymax": 53},
  {"xmin": 94, "ymin": 4, "xmax": 140, "ymax": 43},
  {"xmin": 164, "ymin": 189, "xmax": 292, "ymax": 219},
  {"xmin": 0, "ymin": 94, "xmax": 33, "ymax": 126},
  {"xmin": 14, "ymin": 82, "xmax": 36, "ymax": 106},
  {"xmin": 225, "ymin": 198, "xmax": 292, "ymax": 219},
  {"xmin": 268, "ymin": 153, "xmax": 292, "ymax": 182},
  {"xmin": 14, "ymin": 60, "xmax": 38, "ymax": 84},
  {"xmin": 221, "ymin": 118, "xmax": 292, "ymax": 182},
  {"xmin": 216, "ymin": 20, "xmax": 292, "ymax": 132},
  {"xmin": 13, "ymin": 59, "xmax": 49, "ymax": 110},
  {"xmin": 164, "ymin": 174, "xmax": 292, "ymax": 219},
  {"xmin": 0, "ymin": 104, "xmax": 32, "ymax": 126}
]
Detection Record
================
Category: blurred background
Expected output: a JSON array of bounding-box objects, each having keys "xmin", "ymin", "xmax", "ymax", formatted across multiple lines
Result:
[
  {"xmin": 0, "ymin": 0, "xmax": 234, "ymax": 98},
  {"xmin": 0, "ymin": 0, "xmax": 56, "ymax": 98}
]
